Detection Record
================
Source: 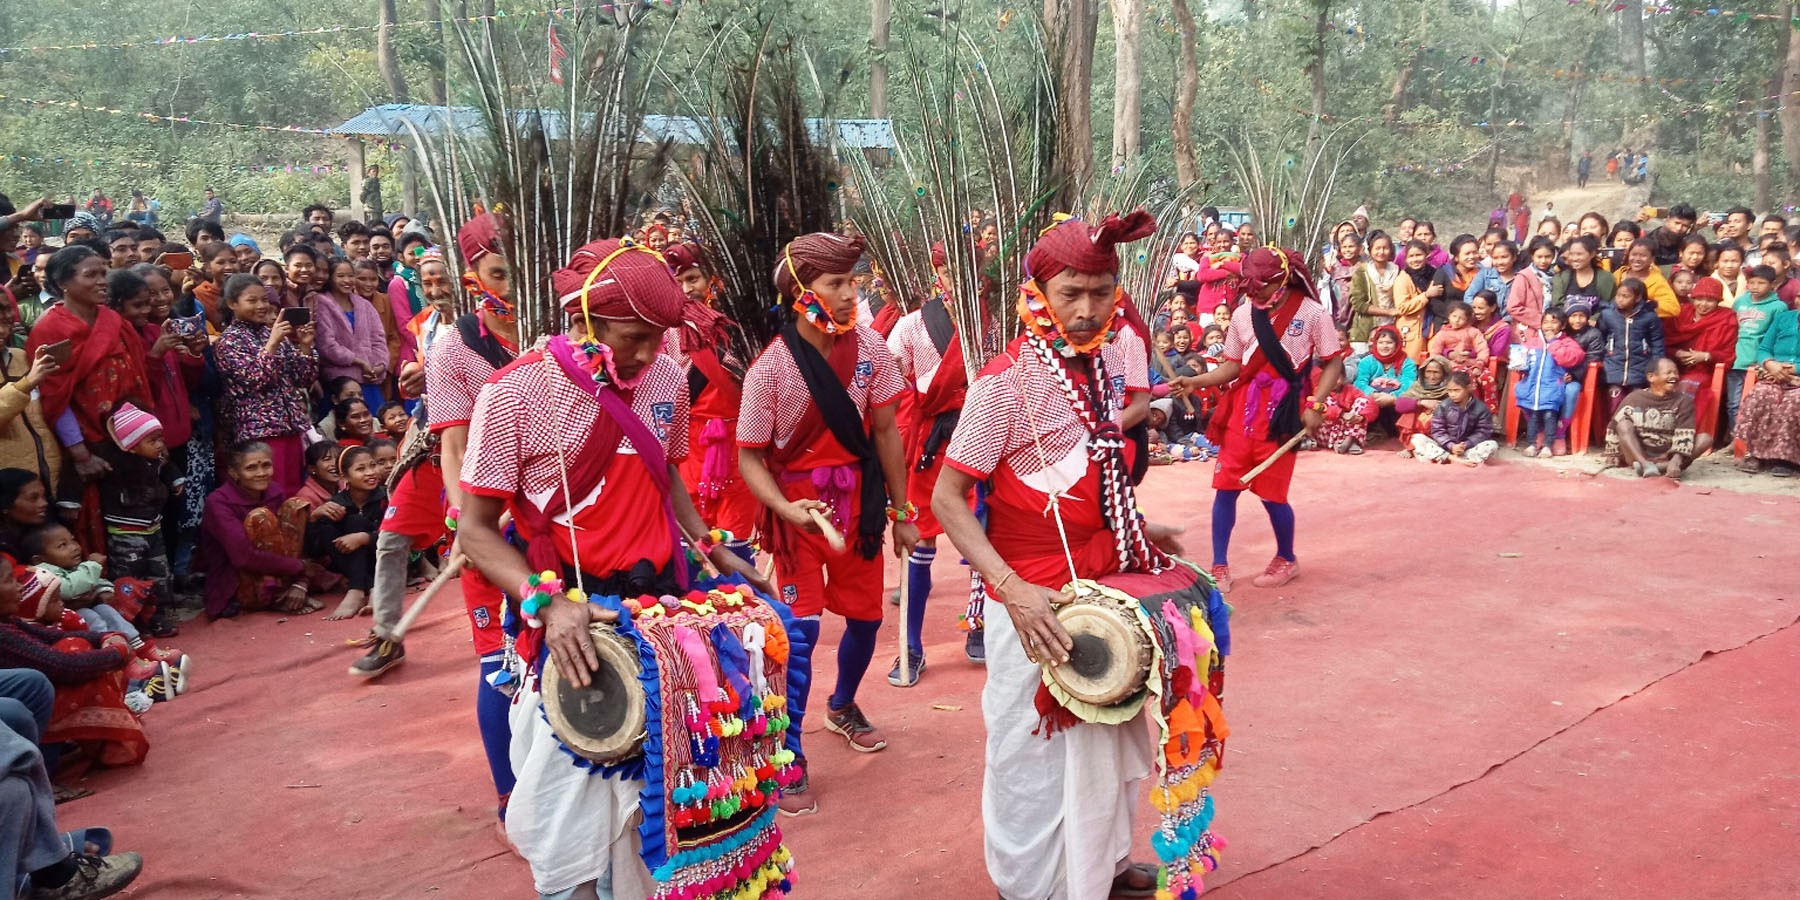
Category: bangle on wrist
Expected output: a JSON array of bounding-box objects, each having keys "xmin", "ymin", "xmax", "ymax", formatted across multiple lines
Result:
[{"xmin": 992, "ymin": 569, "xmax": 1018, "ymax": 596}]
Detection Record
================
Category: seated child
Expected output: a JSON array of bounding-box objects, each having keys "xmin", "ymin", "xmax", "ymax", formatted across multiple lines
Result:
[
  {"xmin": 1512, "ymin": 310, "xmax": 1587, "ymax": 457},
  {"xmin": 1410, "ymin": 371, "xmax": 1498, "ymax": 466},
  {"xmin": 24, "ymin": 523, "xmax": 188, "ymax": 674},
  {"xmin": 1336, "ymin": 324, "xmax": 1363, "ymax": 379},
  {"xmin": 96, "ymin": 404, "xmax": 181, "ymax": 634},
  {"xmin": 16, "ymin": 567, "xmax": 173, "ymax": 704},
  {"xmin": 297, "ymin": 441, "xmax": 342, "ymax": 511},
  {"xmin": 1561, "ymin": 298, "xmax": 1605, "ymax": 438},
  {"xmin": 376, "ymin": 401, "xmax": 411, "ymax": 444},
  {"xmin": 1318, "ymin": 383, "xmax": 1373, "ymax": 455},
  {"xmin": 367, "ymin": 437, "xmax": 399, "ymax": 485},
  {"xmin": 1146, "ymin": 398, "xmax": 1218, "ymax": 461},
  {"xmin": 1427, "ymin": 301, "xmax": 1490, "ymax": 377},
  {"xmin": 307, "ymin": 446, "xmax": 388, "ymax": 620}
]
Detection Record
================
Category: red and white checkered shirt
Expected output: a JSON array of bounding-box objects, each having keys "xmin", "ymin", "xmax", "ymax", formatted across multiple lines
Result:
[
  {"xmin": 946, "ymin": 340, "xmax": 1135, "ymax": 488},
  {"xmin": 462, "ymin": 352, "xmax": 689, "ymax": 509},
  {"xmin": 887, "ymin": 309, "xmax": 951, "ymax": 393},
  {"xmin": 738, "ymin": 325, "xmax": 904, "ymax": 451},
  {"xmin": 426, "ymin": 324, "xmax": 514, "ymax": 433},
  {"xmin": 1221, "ymin": 298, "xmax": 1344, "ymax": 370},
  {"xmin": 1111, "ymin": 324, "xmax": 1151, "ymax": 395}
]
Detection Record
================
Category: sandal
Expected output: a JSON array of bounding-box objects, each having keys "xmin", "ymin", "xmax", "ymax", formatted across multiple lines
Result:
[
  {"xmin": 1111, "ymin": 861, "xmax": 1159, "ymax": 898},
  {"xmin": 52, "ymin": 785, "xmax": 94, "ymax": 805}
]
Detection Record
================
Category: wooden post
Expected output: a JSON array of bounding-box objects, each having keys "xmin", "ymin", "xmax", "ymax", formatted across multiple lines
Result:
[{"xmin": 349, "ymin": 140, "xmax": 367, "ymax": 224}]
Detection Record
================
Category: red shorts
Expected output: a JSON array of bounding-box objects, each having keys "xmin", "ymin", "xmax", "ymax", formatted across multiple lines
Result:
[
  {"xmin": 678, "ymin": 448, "xmax": 760, "ymax": 538},
  {"xmin": 1212, "ymin": 431, "xmax": 1295, "ymax": 504},
  {"xmin": 773, "ymin": 476, "xmax": 884, "ymax": 620},
  {"xmin": 463, "ymin": 566, "xmax": 507, "ymax": 657},
  {"xmin": 381, "ymin": 462, "xmax": 448, "ymax": 546}
]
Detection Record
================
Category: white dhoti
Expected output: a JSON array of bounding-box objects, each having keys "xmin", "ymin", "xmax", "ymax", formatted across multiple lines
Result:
[
  {"xmin": 982, "ymin": 602, "xmax": 1153, "ymax": 900},
  {"xmin": 507, "ymin": 681, "xmax": 657, "ymax": 899}
]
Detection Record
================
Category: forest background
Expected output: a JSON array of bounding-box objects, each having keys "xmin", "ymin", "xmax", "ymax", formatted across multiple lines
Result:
[{"xmin": 0, "ymin": 0, "xmax": 1794, "ymax": 229}]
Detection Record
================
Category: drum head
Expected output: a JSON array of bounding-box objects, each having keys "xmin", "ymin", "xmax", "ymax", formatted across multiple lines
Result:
[
  {"xmin": 543, "ymin": 624, "xmax": 647, "ymax": 765},
  {"xmin": 1052, "ymin": 603, "xmax": 1149, "ymax": 706}
]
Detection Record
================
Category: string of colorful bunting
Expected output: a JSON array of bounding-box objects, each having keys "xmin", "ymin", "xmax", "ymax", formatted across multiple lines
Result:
[{"xmin": 0, "ymin": 0, "xmax": 681, "ymax": 55}]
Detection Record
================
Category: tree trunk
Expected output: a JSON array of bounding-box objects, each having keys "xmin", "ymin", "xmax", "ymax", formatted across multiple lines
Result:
[
  {"xmin": 1110, "ymin": 0, "xmax": 1144, "ymax": 168},
  {"xmin": 1620, "ymin": 0, "xmax": 1646, "ymax": 80},
  {"xmin": 1304, "ymin": 1, "xmax": 1330, "ymax": 165},
  {"xmin": 1170, "ymin": 0, "xmax": 1200, "ymax": 192},
  {"xmin": 870, "ymin": 0, "xmax": 890, "ymax": 118},
  {"xmin": 1384, "ymin": 7, "xmax": 1429, "ymax": 126},
  {"xmin": 1556, "ymin": 65, "xmax": 1583, "ymax": 180},
  {"xmin": 1044, "ymin": 0, "xmax": 1099, "ymax": 204},
  {"xmin": 1754, "ymin": 99, "xmax": 1772, "ymax": 213},
  {"xmin": 423, "ymin": 0, "xmax": 447, "ymax": 105},
  {"xmin": 1483, "ymin": 59, "xmax": 1509, "ymax": 197},
  {"xmin": 1780, "ymin": 4, "xmax": 1800, "ymax": 197},
  {"xmin": 377, "ymin": 0, "xmax": 411, "ymax": 102}
]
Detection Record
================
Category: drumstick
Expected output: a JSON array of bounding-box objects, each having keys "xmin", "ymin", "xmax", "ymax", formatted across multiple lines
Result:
[
  {"xmin": 1239, "ymin": 431, "xmax": 1308, "ymax": 484},
  {"xmin": 897, "ymin": 554, "xmax": 914, "ymax": 686},
  {"xmin": 807, "ymin": 508, "xmax": 847, "ymax": 552},
  {"xmin": 390, "ymin": 552, "xmax": 466, "ymax": 641}
]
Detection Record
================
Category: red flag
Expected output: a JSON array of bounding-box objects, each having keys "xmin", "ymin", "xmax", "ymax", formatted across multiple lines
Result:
[{"xmin": 548, "ymin": 20, "xmax": 568, "ymax": 86}]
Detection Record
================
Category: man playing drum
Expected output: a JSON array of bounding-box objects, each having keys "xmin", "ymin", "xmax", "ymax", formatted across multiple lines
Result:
[
  {"xmin": 933, "ymin": 211, "xmax": 1190, "ymax": 900},
  {"xmin": 457, "ymin": 238, "xmax": 763, "ymax": 899},
  {"xmin": 1172, "ymin": 246, "xmax": 1345, "ymax": 592},
  {"xmin": 737, "ymin": 232, "xmax": 918, "ymax": 813}
]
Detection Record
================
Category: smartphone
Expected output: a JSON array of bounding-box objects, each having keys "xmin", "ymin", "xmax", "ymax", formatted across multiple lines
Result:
[
  {"xmin": 42, "ymin": 203, "xmax": 76, "ymax": 220},
  {"xmin": 165, "ymin": 314, "xmax": 205, "ymax": 339},
  {"xmin": 158, "ymin": 250, "xmax": 193, "ymax": 270},
  {"xmin": 43, "ymin": 340, "xmax": 72, "ymax": 366},
  {"xmin": 279, "ymin": 306, "xmax": 312, "ymax": 328}
]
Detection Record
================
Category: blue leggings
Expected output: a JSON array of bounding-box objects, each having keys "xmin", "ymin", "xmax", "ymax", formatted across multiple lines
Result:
[
  {"xmin": 1211, "ymin": 490, "xmax": 1296, "ymax": 566},
  {"xmin": 477, "ymin": 657, "xmax": 515, "ymax": 818}
]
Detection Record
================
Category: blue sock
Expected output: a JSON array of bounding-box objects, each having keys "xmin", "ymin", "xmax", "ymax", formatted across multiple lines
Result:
[
  {"xmin": 476, "ymin": 658, "xmax": 515, "ymax": 816},
  {"xmin": 1262, "ymin": 500, "xmax": 1296, "ymax": 562},
  {"xmin": 904, "ymin": 546, "xmax": 936, "ymax": 657},
  {"xmin": 1211, "ymin": 490, "xmax": 1241, "ymax": 566},
  {"xmin": 828, "ymin": 617, "xmax": 881, "ymax": 711},
  {"xmin": 781, "ymin": 615, "xmax": 820, "ymax": 758}
]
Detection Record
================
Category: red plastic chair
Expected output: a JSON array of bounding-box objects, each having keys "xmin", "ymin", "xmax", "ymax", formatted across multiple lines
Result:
[
  {"xmin": 1570, "ymin": 362, "xmax": 1601, "ymax": 454},
  {"xmin": 1733, "ymin": 367, "xmax": 1761, "ymax": 458},
  {"xmin": 1503, "ymin": 368, "xmax": 1524, "ymax": 445},
  {"xmin": 1702, "ymin": 362, "xmax": 1727, "ymax": 447}
]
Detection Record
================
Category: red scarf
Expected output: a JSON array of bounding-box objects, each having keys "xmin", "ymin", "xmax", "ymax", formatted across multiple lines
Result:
[{"xmin": 27, "ymin": 304, "xmax": 151, "ymax": 443}]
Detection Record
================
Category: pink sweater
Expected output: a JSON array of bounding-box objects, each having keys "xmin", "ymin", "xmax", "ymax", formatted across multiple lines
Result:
[
  {"xmin": 312, "ymin": 293, "xmax": 389, "ymax": 385},
  {"xmin": 1428, "ymin": 325, "xmax": 1489, "ymax": 368}
]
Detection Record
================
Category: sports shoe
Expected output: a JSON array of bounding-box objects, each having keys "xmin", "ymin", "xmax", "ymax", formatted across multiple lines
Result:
[
  {"xmin": 823, "ymin": 703, "xmax": 887, "ymax": 753},
  {"xmin": 145, "ymin": 663, "xmax": 177, "ymax": 702},
  {"xmin": 143, "ymin": 644, "xmax": 185, "ymax": 664},
  {"xmin": 887, "ymin": 653, "xmax": 926, "ymax": 687},
  {"xmin": 167, "ymin": 655, "xmax": 191, "ymax": 695},
  {"xmin": 777, "ymin": 758, "xmax": 816, "ymax": 817},
  {"xmin": 29, "ymin": 851, "xmax": 143, "ymax": 900},
  {"xmin": 1209, "ymin": 564, "xmax": 1234, "ymax": 594},
  {"xmin": 964, "ymin": 627, "xmax": 986, "ymax": 664},
  {"xmin": 349, "ymin": 638, "xmax": 405, "ymax": 679},
  {"xmin": 1346, "ymin": 439, "xmax": 1364, "ymax": 455},
  {"xmin": 1251, "ymin": 556, "xmax": 1299, "ymax": 589}
]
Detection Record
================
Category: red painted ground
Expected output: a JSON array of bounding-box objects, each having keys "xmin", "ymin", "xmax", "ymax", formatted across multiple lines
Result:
[{"xmin": 55, "ymin": 452, "xmax": 1800, "ymax": 898}]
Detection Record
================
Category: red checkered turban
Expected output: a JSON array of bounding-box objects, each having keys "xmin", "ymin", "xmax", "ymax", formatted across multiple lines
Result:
[
  {"xmin": 773, "ymin": 233, "xmax": 867, "ymax": 300},
  {"xmin": 1025, "ymin": 210, "xmax": 1157, "ymax": 283},
  {"xmin": 552, "ymin": 239, "xmax": 685, "ymax": 328}
]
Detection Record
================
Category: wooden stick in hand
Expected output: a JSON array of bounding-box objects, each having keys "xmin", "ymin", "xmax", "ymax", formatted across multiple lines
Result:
[
  {"xmin": 807, "ymin": 508, "xmax": 847, "ymax": 552},
  {"xmin": 1239, "ymin": 431, "xmax": 1307, "ymax": 484}
]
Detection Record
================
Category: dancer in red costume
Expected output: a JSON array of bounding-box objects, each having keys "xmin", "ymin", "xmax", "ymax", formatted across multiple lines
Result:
[{"xmin": 661, "ymin": 243, "xmax": 758, "ymax": 561}]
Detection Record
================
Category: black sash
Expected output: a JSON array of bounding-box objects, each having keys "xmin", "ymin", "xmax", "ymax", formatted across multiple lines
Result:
[
  {"xmin": 1249, "ymin": 303, "xmax": 1314, "ymax": 444},
  {"xmin": 456, "ymin": 313, "xmax": 514, "ymax": 371},
  {"xmin": 780, "ymin": 324, "xmax": 887, "ymax": 560}
]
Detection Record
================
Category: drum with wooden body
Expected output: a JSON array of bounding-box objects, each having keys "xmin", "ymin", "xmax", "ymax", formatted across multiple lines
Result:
[
  {"xmin": 1042, "ymin": 559, "xmax": 1220, "ymax": 716},
  {"xmin": 542, "ymin": 622, "xmax": 648, "ymax": 765}
]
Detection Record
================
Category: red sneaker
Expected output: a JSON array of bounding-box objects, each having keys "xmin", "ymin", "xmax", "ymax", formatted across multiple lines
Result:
[
  {"xmin": 1251, "ymin": 556, "xmax": 1299, "ymax": 589},
  {"xmin": 823, "ymin": 703, "xmax": 887, "ymax": 753},
  {"xmin": 1209, "ymin": 565, "xmax": 1234, "ymax": 594}
]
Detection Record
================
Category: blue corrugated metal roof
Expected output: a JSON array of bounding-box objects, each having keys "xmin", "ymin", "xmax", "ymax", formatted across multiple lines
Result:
[{"xmin": 329, "ymin": 105, "xmax": 894, "ymax": 148}]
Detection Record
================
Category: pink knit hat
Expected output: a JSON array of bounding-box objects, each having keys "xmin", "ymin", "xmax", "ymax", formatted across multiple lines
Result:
[{"xmin": 107, "ymin": 402, "xmax": 163, "ymax": 451}]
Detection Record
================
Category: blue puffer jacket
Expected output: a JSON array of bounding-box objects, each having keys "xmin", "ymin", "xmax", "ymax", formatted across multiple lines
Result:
[
  {"xmin": 1514, "ymin": 335, "xmax": 1587, "ymax": 412},
  {"xmin": 1597, "ymin": 303, "xmax": 1665, "ymax": 389}
]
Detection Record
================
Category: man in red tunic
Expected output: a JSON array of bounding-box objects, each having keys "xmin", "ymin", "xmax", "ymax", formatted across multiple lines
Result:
[
  {"xmin": 457, "ymin": 238, "xmax": 763, "ymax": 898},
  {"xmin": 932, "ymin": 211, "xmax": 1189, "ymax": 899},
  {"xmin": 662, "ymin": 243, "xmax": 757, "ymax": 561},
  {"xmin": 886, "ymin": 263, "xmax": 976, "ymax": 678},
  {"xmin": 1174, "ymin": 246, "xmax": 1345, "ymax": 592},
  {"xmin": 737, "ymin": 232, "xmax": 917, "ymax": 815}
]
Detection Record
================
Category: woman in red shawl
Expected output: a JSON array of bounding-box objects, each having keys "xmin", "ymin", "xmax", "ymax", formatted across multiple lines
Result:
[
  {"xmin": 27, "ymin": 246, "xmax": 151, "ymax": 550},
  {"xmin": 1667, "ymin": 276, "xmax": 1738, "ymax": 438}
]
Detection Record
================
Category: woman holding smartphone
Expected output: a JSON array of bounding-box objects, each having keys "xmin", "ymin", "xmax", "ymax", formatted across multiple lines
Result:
[{"xmin": 213, "ymin": 273, "xmax": 316, "ymax": 497}]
